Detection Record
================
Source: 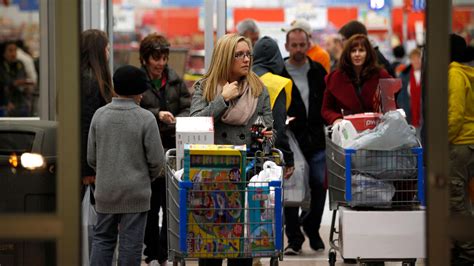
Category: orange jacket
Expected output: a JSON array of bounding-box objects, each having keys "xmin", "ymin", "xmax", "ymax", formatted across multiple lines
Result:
[{"xmin": 307, "ymin": 44, "xmax": 330, "ymax": 73}]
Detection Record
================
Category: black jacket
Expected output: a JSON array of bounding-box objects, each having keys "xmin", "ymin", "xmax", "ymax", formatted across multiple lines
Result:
[
  {"xmin": 253, "ymin": 36, "xmax": 294, "ymax": 166},
  {"xmin": 140, "ymin": 66, "xmax": 191, "ymax": 149},
  {"xmin": 81, "ymin": 71, "xmax": 107, "ymax": 177},
  {"xmin": 283, "ymin": 57, "xmax": 327, "ymax": 159}
]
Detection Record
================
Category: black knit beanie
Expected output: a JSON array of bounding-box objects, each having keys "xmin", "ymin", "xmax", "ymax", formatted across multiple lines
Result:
[{"xmin": 113, "ymin": 65, "xmax": 149, "ymax": 96}]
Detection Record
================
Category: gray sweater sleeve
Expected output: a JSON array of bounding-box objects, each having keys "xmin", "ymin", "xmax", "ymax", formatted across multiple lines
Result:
[
  {"xmin": 190, "ymin": 81, "xmax": 228, "ymax": 119},
  {"xmin": 87, "ymin": 114, "xmax": 97, "ymax": 171},
  {"xmin": 144, "ymin": 116, "xmax": 166, "ymax": 181}
]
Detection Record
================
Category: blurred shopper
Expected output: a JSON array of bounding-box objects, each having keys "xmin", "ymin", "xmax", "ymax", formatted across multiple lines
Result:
[
  {"xmin": 281, "ymin": 23, "xmax": 328, "ymax": 255},
  {"xmin": 283, "ymin": 19, "xmax": 331, "ymax": 73},
  {"xmin": 236, "ymin": 19, "xmax": 260, "ymax": 47},
  {"xmin": 391, "ymin": 44, "xmax": 407, "ymax": 77},
  {"xmin": 325, "ymin": 34, "xmax": 344, "ymax": 72},
  {"xmin": 190, "ymin": 33, "xmax": 273, "ymax": 266},
  {"xmin": 0, "ymin": 40, "xmax": 33, "ymax": 116},
  {"xmin": 139, "ymin": 33, "xmax": 191, "ymax": 266},
  {"xmin": 16, "ymin": 40, "xmax": 39, "ymax": 116},
  {"xmin": 88, "ymin": 65, "xmax": 166, "ymax": 266},
  {"xmin": 322, "ymin": 34, "xmax": 391, "ymax": 125},
  {"xmin": 448, "ymin": 33, "xmax": 474, "ymax": 266},
  {"xmin": 397, "ymin": 48, "xmax": 423, "ymax": 135},
  {"xmin": 253, "ymin": 36, "xmax": 294, "ymax": 179},
  {"xmin": 15, "ymin": 40, "xmax": 37, "ymax": 85},
  {"xmin": 339, "ymin": 20, "xmax": 395, "ymax": 77},
  {"xmin": 80, "ymin": 29, "xmax": 114, "ymax": 195}
]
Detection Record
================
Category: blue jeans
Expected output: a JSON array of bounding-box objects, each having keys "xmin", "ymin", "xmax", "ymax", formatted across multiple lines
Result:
[
  {"xmin": 90, "ymin": 212, "xmax": 147, "ymax": 266},
  {"xmin": 284, "ymin": 149, "xmax": 326, "ymax": 247}
]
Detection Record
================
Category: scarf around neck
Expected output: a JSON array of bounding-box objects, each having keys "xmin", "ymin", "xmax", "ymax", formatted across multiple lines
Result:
[{"xmin": 218, "ymin": 80, "xmax": 258, "ymax": 126}]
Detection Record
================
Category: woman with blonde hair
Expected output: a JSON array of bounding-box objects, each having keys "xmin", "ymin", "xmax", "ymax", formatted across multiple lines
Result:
[
  {"xmin": 190, "ymin": 33, "xmax": 273, "ymax": 266},
  {"xmin": 191, "ymin": 33, "xmax": 272, "ymax": 147}
]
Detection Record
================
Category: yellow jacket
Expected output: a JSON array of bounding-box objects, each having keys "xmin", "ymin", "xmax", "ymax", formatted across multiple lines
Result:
[
  {"xmin": 259, "ymin": 72, "xmax": 292, "ymax": 110},
  {"xmin": 448, "ymin": 62, "xmax": 474, "ymax": 144}
]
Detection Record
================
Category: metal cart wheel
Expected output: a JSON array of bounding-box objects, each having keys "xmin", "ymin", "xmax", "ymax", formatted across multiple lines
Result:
[
  {"xmin": 328, "ymin": 250, "xmax": 337, "ymax": 266},
  {"xmin": 402, "ymin": 259, "xmax": 416, "ymax": 266},
  {"xmin": 270, "ymin": 257, "xmax": 279, "ymax": 266}
]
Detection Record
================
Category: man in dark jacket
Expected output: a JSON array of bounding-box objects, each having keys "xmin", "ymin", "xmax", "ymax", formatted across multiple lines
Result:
[
  {"xmin": 281, "ymin": 25, "xmax": 328, "ymax": 255},
  {"xmin": 339, "ymin": 20, "xmax": 395, "ymax": 77},
  {"xmin": 252, "ymin": 36, "xmax": 294, "ymax": 178},
  {"xmin": 139, "ymin": 33, "xmax": 191, "ymax": 266}
]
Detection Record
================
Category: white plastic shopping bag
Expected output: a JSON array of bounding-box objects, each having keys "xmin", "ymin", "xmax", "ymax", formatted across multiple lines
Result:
[
  {"xmin": 82, "ymin": 185, "xmax": 97, "ymax": 266},
  {"xmin": 331, "ymin": 119, "xmax": 358, "ymax": 148},
  {"xmin": 284, "ymin": 130, "xmax": 310, "ymax": 207},
  {"xmin": 247, "ymin": 162, "xmax": 282, "ymax": 255},
  {"xmin": 351, "ymin": 110, "xmax": 418, "ymax": 150}
]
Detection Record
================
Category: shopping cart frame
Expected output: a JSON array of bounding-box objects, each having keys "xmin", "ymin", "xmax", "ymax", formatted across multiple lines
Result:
[
  {"xmin": 325, "ymin": 134, "xmax": 425, "ymax": 266},
  {"xmin": 165, "ymin": 148, "xmax": 285, "ymax": 266}
]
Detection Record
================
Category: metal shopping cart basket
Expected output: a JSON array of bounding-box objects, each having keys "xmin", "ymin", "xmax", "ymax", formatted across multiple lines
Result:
[
  {"xmin": 325, "ymin": 133, "xmax": 425, "ymax": 266},
  {"xmin": 166, "ymin": 148, "xmax": 285, "ymax": 266}
]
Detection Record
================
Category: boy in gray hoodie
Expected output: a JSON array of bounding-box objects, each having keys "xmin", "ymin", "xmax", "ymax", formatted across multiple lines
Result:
[{"xmin": 88, "ymin": 65, "xmax": 165, "ymax": 266}]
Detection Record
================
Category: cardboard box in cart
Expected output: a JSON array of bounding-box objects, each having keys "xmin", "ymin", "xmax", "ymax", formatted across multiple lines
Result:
[
  {"xmin": 339, "ymin": 207, "xmax": 425, "ymax": 259},
  {"xmin": 176, "ymin": 117, "xmax": 214, "ymax": 169}
]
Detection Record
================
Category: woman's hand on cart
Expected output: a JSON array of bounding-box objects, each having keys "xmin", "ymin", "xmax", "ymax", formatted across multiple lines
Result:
[{"xmin": 261, "ymin": 127, "xmax": 273, "ymax": 139}]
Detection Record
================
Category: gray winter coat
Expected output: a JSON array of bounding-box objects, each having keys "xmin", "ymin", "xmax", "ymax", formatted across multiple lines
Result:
[{"xmin": 190, "ymin": 79, "xmax": 273, "ymax": 146}]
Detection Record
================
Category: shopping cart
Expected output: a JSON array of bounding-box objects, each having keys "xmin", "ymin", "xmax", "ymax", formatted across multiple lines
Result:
[
  {"xmin": 166, "ymin": 148, "xmax": 285, "ymax": 266},
  {"xmin": 325, "ymin": 133, "xmax": 425, "ymax": 266}
]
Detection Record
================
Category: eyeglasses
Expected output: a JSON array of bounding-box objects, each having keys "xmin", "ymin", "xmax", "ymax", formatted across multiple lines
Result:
[{"xmin": 234, "ymin": 51, "xmax": 253, "ymax": 60}]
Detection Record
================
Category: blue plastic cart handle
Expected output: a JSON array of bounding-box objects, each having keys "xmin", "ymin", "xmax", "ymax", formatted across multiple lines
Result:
[
  {"xmin": 411, "ymin": 147, "xmax": 425, "ymax": 206},
  {"xmin": 179, "ymin": 181, "xmax": 192, "ymax": 252},
  {"xmin": 274, "ymin": 186, "xmax": 283, "ymax": 251},
  {"xmin": 344, "ymin": 148, "xmax": 356, "ymax": 202}
]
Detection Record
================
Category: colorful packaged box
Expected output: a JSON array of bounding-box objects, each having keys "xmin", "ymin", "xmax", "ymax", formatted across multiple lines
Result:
[
  {"xmin": 184, "ymin": 144, "xmax": 246, "ymax": 258},
  {"xmin": 248, "ymin": 186, "xmax": 275, "ymax": 256}
]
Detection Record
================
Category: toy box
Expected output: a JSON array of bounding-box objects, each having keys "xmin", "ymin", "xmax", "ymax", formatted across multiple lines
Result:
[
  {"xmin": 176, "ymin": 117, "xmax": 214, "ymax": 169},
  {"xmin": 184, "ymin": 144, "xmax": 247, "ymax": 258}
]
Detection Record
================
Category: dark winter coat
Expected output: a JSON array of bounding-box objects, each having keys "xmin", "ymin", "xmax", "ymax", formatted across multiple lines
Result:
[
  {"xmin": 81, "ymin": 70, "xmax": 107, "ymax": 177},
  {"xmin": 282, "ymin": 57, "xmax": 327, "ymax": 159},
  {"xmin": 253, "ymin": 36, "xmax": 294, "ymax": 166},
  {"xmin": 321, "ymin": 68, "xmax": 391, "ymax": 125},
  {"xmin": 140, "ymin": 66, "xmax": 191, "ymax": 149}
]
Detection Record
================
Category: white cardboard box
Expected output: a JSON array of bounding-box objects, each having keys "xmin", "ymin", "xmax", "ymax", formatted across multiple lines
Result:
[
  {"xmin": 339, "ymin": 206, "xmax": 426, "ymax": 259},
  {"xmin": 175, "ymin": 117, "xmax": 214, "ymax": 169}
]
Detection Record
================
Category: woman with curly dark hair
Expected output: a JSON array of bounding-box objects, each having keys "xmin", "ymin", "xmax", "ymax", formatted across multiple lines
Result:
[
  {"xmin": 321, "ymin": 34, "xmax": 392, "ymax": 125},
  {"xmin": 139, "ymin": 33, "xmax": 190, "ymax": 266}
]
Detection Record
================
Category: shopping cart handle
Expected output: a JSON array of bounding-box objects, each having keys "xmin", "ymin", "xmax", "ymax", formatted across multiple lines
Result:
[
  {"xmin": 269, "ymin": 180, "xmax": 282, "ymax": 187},
  {"xmin": 179, "ymin": 181, "xmax": 193, "ymax": 189}
]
